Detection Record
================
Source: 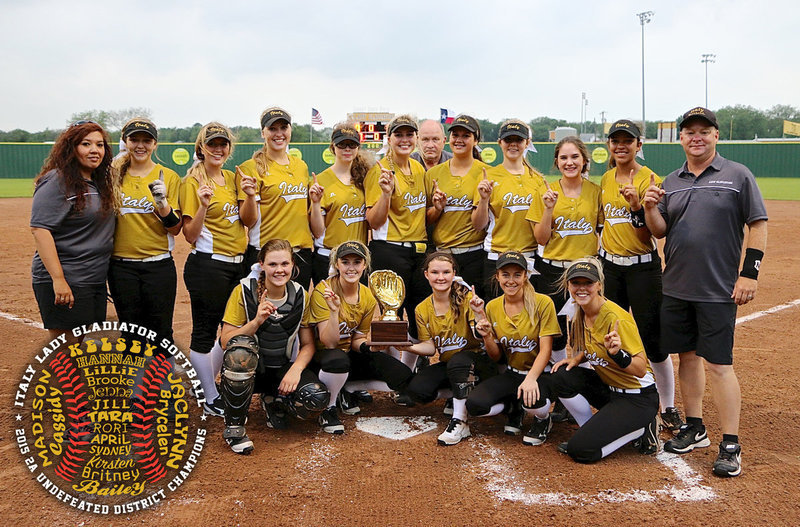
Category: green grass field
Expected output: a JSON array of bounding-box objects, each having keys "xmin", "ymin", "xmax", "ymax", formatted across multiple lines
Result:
[{"xmin": 1, "ymin": 177, "xmax": 799, "ymax": 200}]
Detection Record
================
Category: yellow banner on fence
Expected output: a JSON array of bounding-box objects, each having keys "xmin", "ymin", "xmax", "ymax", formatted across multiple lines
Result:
[{"xmin": 784, "ymin": 120, "xmax": 800, "ymax": 136}]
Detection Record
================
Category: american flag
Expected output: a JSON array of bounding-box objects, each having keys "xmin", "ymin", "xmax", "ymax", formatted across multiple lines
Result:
[{"xmin": 311, "ymin": 108, "xmax": 324, "ymax": 125}]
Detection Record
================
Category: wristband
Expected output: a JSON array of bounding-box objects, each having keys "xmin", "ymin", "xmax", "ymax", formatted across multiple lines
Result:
[
  {"xmin": 159, "ymin": 209, "xmax": 181, "ymax": 228},
  {"xmin": 740, "ymin": 248, "xmax": 763, "ymax": 279},
  {"xmin": 610, "ymin": 348, "xmax": 632, "ymax": 369},
  {"xmin": 630, "ymin": 208, "xmax": 646, "ymax": 228},
  {"xmin": 359, "ymin": 342, "xmax": 371, "ymax": 354}
]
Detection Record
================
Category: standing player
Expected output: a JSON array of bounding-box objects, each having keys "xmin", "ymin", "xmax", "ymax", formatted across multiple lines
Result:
[
  {"xmin": 308, "ymin": 123, "xmax": 372, "ymax": 284},
  {"xmin": 218, "ymin": 239, "xmax": 328, "ymax": 454},
  {"xmin": 472, "ymin": 119, "xmax": 547, "ymax": 300},
  {"xmin": 551, "ymin": 258, "xmax": 660, "ymax": 463},
  {"xmin": 109, "ymin": 118, "xmax": 182, "ymax": 347},
  {"xmin": 599, "ymin": 119, "xmax": 680, "ymax": 431},
  {"xmin": 425, "ymin": 115, "xmax": 489, "ymax": 297},
  {"xmin": 466, "ymin": 251, "xmax": 561, "ymax": 446},
  {"xmin": 238, "ymin": 107, "xmax": 314, "ymax": 289},
  {"xmin": 180, "ymin": 122, "xmax": 256, "ymax": 417},
  {"xmin": 365, "ymin": 115, "xmax": 430, "ymax": 340},
  {"xmin": 644, "ymin": 107, "xmax": 768, "ymax": 477},
  {"xmin": 31, "ymin": 121, "xmax": 118, "ymax": 344}
]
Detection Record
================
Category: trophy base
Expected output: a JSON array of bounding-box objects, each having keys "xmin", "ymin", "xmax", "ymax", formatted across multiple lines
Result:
[{"xmin": 367, "ymin": 320, "xmax": 412, "ymax": 347}]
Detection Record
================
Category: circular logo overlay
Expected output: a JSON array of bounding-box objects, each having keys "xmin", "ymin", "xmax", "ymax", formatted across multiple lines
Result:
[
  {"xmin": 480, "ymin": 146, "xmax": 497, "ymax": 164},
  {"xmin": 13, "ymin": 323, "xmax": 206, "ymax": 515},
  {"xmin": 288, "ymin": 147, "xmax": 303, "ymax": 160},
  {"xmin": 171, "ymin": 148, "xmax": 191, "ymax": 166},
  {"xmin": 321, "ymin": 149, "xmax": 335, "ymax": 165},
  {"xmin": 591, "ymin": 147, "xmax": 609, "ymax": 164}
]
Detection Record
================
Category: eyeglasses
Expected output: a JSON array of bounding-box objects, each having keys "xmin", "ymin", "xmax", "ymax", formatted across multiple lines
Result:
[{"xmin": 70, "ymin": 120, "xmax": 98, "ymax": 127}]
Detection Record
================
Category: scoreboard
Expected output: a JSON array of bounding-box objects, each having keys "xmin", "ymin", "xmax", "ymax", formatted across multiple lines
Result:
[{"xmin": 348, "ymin": 112, "xmax": 394, "ymax": 144}]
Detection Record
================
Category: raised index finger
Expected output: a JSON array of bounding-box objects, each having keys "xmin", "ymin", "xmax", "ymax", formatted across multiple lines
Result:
[
  {"xmin": 312, "ymin": 172, "xmax": 318, "ymax": 185},
  {"xmin": 649, "ymin": 173, "xmax": 656, "ymax": 187},
  {"xmin": 482, "ymin": 167, "xmax": 488, "ymax": 180},
  {"xmin": 613, "ymin": 320, "xmax": 620, "ymax": 334},
  {"xmin": 629, "ymin": 169, "xmax": 636, "ymax": 184},
  {"xmin": 159, "ymin": 169, "xmax": 164, "ymax": 181},
  {"xmin": 544, "ymin": 178, "xmax": 551, "ymax": 191}
]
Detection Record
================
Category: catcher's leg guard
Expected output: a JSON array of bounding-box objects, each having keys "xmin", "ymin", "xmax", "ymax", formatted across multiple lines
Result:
[
  {"xmin": 221, "ymin": 335, "xmax": 259, "ymax": 427},
  {"xmin": 288, "ymin": 381, "xmax": 330, "ymax": 420}
]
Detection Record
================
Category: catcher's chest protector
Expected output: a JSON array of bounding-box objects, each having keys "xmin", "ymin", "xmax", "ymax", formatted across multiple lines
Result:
[{"xmin": 242, "ymin": 279, "xmax": 305, "ymax": 371}]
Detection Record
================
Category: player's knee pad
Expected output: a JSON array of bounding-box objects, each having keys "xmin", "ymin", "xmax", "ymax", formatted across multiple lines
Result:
[
  {"xmin": 221, "ymin": 335, "xmax": 259, "ymax": 426},
  {"xmin": 287, "ymin": 381, "xmax": 329, "ymax": 420},
  {"xmin": 451, "ymin": 381, "xmax": 474, "ymax": 400}
]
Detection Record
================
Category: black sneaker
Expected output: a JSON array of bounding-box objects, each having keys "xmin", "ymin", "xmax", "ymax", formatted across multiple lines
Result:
[
  {"xmin": 223, "ymin": 426, "xmax": 254, "ymax": 455},
  {"xmin": 712, "ymin": 441, "xmax": 742, "ymax": 477},
  {"xmin": 636, "ymin": 415, "xmax": 660, "ymax": 455},
  {"xmin": 660, "ymin": 407, "xmax": 684, "ymax": 432},
  {"xmin": 392, "ymin": 392, "xmax": 416, "ymax": 407},
  {"xmin": 203, "ymin": 395, "xmax": 225, "ymax": 418},
  {"xmin": 551, "ymin": 399, "xmax": 575, "ymax": 423},
  {"xmin": 353, "ymin": 390, "xmax": 373, "ymax": 404},
  {"xmin": 319, "ymin": 407, "xmax": 344, "ymax": 435},
  {"xmin": 503, "ymin": 401, "xmax": 524, "ymax": 436},
  {"xmin": 443, "ymin": 398, "xmax": 454, "ymax": 416},
  {"xmin": 557, "ymin": 441, "xmax": 569, "ymax": 454},
  {"xmin": 522, "ymin": 415, "xmax": 552, "ymax": 446},
  {"xmin": 664, "ymin": 423, "xmax": 711, "ymax": 454},
  {"xmin": 261, "ymin": 395, "xmax": 288, "ymax": 430},
  {"xmin": 337, "ymin": 390, "xmax": 361, "ymax": 415}
]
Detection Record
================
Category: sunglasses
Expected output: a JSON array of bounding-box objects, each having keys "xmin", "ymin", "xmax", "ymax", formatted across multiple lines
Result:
[
  {"xmin": 336, "ymin": 141, "xmax": 359, "ymax": 150},
  {"xmin": 70, "ymin": 120, "xmax": 98, "ymax": 127}
]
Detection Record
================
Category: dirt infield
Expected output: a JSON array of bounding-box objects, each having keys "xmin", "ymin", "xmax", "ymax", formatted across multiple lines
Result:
[{"xmin": 1, "ymin": 198, "xmax": 799, "ymax": 526}]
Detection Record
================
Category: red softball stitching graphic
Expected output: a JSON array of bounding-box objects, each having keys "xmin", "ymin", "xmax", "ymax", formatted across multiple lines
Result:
[
  {"xmin": 51, "ymin": 351, "xmax": 90, "ymax": 482},
  {"xmin": 130, "ymin": 354, "xmax": 171, "ymax": 483}
]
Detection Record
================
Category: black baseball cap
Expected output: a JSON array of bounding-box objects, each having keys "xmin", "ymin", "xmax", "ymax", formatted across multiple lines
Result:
[
  {"xmin": 498, "ymin": 121, "xmax": 529, "ymax": 141},
  {"xmin": 122, "ymin": 119, "xmax": 157, "ymax": 140},
  {"xmin": 496, "ymin": 251, "xmax": 527, "ymax": 270},
  {"xmin": 204, "ymin": 124, "xmax": 231, "ymax": 143},
  {"xmin": 261, "ymin": 108, "xmax": 292, "ymax": 129},
  {"xmin": 679, "ymin": 107, "xmax": 719, "ymax": 130},
  {"xmin": 332, "ymin": 127, "xmax": 361, "ymax": 146},
  {"xmin": 566, "ymin": 261, "xmax": 601, "ymax": 282},
  {"xmin": 336, "ymin": 241, "xmax": 367, "ymax": 260},
  {"xmin": 388, "ymin": 116, "xmax": 419, "ymax": 135},
  {"xmin": 448, "ymin": 115, "xmax": 481, "ymax": 140},
  {"xmin": 607, "ymin": 119, "xmax": 640, "ymax": 138}
]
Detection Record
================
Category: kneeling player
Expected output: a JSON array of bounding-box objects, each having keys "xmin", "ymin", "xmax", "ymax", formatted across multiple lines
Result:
[{"xmin": 218, "ymin": 239, "xmax": 329, "ymax": 454}]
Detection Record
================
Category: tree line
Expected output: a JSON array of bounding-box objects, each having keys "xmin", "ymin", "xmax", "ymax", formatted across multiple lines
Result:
[{"xmin": 2, "ymin": 104, "xmax": 798, "ymax": 143}]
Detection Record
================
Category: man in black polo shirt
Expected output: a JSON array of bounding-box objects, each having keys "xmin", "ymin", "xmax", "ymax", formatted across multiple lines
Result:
[{"xmin": 643, "ymin": 107, "xmax": 768, "ymax": 478}]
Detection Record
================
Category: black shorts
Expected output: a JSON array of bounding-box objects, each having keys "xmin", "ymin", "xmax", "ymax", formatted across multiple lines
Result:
[
  {"xmin": 660, "ymin": 295, "xmax": 737, "ymax": 365},
  {"xmin": 33, "ymin": 281, "xmax": 107, "ymax": 330}
]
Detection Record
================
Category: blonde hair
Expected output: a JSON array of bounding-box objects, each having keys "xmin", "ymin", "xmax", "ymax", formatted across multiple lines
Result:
[
  {"xmin": 113, "ymin": 117, "xmax": 159, "ymax": 179},
  {"xmin": 329, "ymin": 122, "xmax": 375, "ymax": 190},
  {"xmin": 253, "ymin": 106, "xmax": 292, "ymax": 179},
  {"xmin": 187, "ymin": 122, "xmax": 235, "ymax": 186},
  {"xmin": 423, "ymin": 252, "xmax": 470, "ymax": 319},
  {"xmin": 256, "ymin": 239, "xmax": 295, "ymax": 299},
  {"xmin": 385, "ymin": 114, "xmax": 418, "ymax": 171},
  {"xmin": 494, "ymin": 251, "xmax": 539, "ymax": 329},
  {"xmin": 558, "ymin": 256, "xmax": 605, "ymax": 357},
  {"xmin": 326, "ymin": 240, "xmax": 371, "ymax": 300}
]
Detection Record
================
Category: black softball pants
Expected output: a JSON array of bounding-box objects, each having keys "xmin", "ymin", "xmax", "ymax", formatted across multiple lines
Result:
[
  {"xmin": 466, "ymin": 370, "xmax": 552, "ymax": 416},
  {"xmin": 313, "ymin": 348, "xmax": 413, "ymax": 391},
  {"xmin": 406, "ymin": 351, "xmax": 498, "ymax": 403},
  {"xmin": 533, "ymin": 259, "xmax": 571, "ymax": 351}
]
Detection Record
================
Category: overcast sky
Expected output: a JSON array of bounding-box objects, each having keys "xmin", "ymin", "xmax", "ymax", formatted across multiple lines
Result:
[{"xmin": 2, "ymin": 0, "xmax": 798, "ymax": 131}]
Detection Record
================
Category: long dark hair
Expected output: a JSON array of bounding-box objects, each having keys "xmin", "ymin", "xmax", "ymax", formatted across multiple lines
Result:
[{"xmin": 36, "ymin": 122, "xmax": 118, "ymax": 213}]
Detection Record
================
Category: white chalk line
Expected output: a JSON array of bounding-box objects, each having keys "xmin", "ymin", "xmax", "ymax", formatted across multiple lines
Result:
[
  {"xmin": 735, "ymin": 298, "xmax": 800, "ymax": 325},
  {"xmin": 0, "ymin": 310, "xmax": 43, "ymax": 329},
  {"xmin": 471, "ymin": 439, "xmax": 716, "ymax": 505}
]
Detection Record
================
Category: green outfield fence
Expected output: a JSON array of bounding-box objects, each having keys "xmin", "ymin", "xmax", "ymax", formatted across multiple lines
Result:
[{"xmin": 1, "ymin": 141, "xmax": 798, "ymax": 179}]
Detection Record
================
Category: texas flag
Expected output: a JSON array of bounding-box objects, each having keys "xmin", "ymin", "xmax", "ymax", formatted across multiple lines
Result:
[{"xmin": 440, "ymin": 108, "xmax": 455, "ymax": 124}]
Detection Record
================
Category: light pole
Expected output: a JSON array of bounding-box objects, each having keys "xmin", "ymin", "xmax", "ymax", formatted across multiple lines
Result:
[
  {"xmin": 637, "ymin": 11, "xmax": 654, "ymax": 139},
  {"xmin": 580, "ymin": 92, "xmax": 588, "ymax": 134},
  {"xmin": 701, "ymin": 53, "xmax": 716, "ymax": 108}
]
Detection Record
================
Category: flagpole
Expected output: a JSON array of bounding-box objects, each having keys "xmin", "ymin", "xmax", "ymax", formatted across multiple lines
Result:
[{"xmin": 310, "ymin": 121, "xmax": 312, "ymax": 142}]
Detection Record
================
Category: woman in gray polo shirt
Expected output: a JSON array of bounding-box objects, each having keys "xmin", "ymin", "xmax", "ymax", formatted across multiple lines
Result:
[{"xmin": 30, "ymin": 121, "xmax": 119, "ymax": 344}]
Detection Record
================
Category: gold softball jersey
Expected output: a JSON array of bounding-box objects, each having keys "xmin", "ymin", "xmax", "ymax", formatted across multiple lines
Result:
[
  {"xmin": 114, "ymin": 165, "xmax": 181, "ymax": 258},
  {"xmin": 525, "ymin": 180, "xmax": 603, "ymax": 261},
  {"xmin": 581, "ymin": 300, "xmax": 655, "ymax": 390},
  {"xmin": 180, "ymin": 170, "xmax": 247, "ymax": 257},
  {"xmin": 313, "ymin": 168, "xmax": 368, "ymax": 249},
  {"xmin": 415, "ymin": 292, "xmax": 481, "ymax": 363},
  {"xmin": 484, "ymin": 293, "xmax": 561, "ymax": 371},
  {"xmin": 307, "ymin": 281, "xmax": 377, "ymax": 351},
  {"xmin": 475, "ymin": 165, "xmax": 547, "ymax": 254},
  {"xmin": 238, "ymin": 156, "xmax": 313, "ymax": 249},
  {"xmin": 425, "ymin": 160, "xmax": 489, "ymax": 249},
  {"xmin": 364, "ymin": 158, "xmax": 427, "ymax": 243},
  {"xmin": 222, "ymin": 283, "xmax": 311, "ymax": 328},
  {"xmin": 599, "ymin": 166, "xmax": 662, "ymax": 257}
]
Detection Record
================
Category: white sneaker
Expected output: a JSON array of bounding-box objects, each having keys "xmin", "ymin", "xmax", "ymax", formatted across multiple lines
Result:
[{"xmin": 437, "ymin": 418, "xmax": 471, "ymax": 446}]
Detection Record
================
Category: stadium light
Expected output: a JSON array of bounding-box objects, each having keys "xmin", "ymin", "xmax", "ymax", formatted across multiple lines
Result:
[
  {"xmin": 637, "ymin": 11, "xmax": 654, "ymax": 139},
  {"xmin": 701, "ymin": 53, "xmax": 716, "ymax": 108}
]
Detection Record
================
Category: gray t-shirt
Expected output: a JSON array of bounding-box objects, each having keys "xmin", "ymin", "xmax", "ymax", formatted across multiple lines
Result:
[
  {"xmin": 658, "ymin": 154, "xmax": 767, "ymax": 303},
  {"xmin": 411, "ymin": 149, "xmax": 453, "ymax": 169},
  {"xmin": 30, "ymin": 170, "xmax": 116, "ymax": 285}
]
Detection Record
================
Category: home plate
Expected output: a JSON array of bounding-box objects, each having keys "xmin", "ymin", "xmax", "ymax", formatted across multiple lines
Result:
[{"xmin": 355, "ymin": 416, "xmax": 438, "ymax": 440}]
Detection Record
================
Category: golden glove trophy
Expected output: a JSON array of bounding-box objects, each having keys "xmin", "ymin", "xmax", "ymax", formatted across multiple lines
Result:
[{"xmin": 366, "ymin": 270, "xmax": 412, "ymax": 346}]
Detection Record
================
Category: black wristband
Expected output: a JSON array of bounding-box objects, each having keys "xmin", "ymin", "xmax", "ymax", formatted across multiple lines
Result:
[
  {"xmin": 159, "ymin": 209, "xmax": 181, "ymax": 228},
  {"xmin": 359, "ymin": 342, "xmax": 371, "ymax": 354},
  {"xmin": 610, "ymin": 348, "xmax": 632, "ymax": 369},
  {"xmin": 630, "ymin": 208, "xmax": 646, "ymax": 228},
  {"xmin": 740, "ymin": 248, "xmax": 764, "ymax": 279}
]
